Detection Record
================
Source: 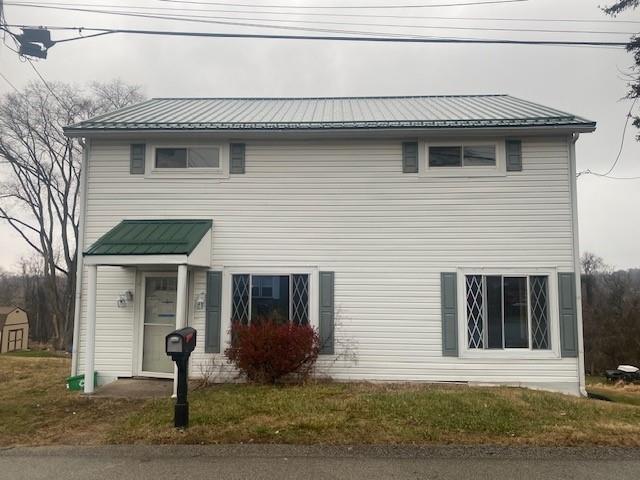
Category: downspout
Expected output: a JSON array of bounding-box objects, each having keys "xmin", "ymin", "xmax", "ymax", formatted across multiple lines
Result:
[
  {"xmin": 569, "ymin": 133, "xmax": 587, "ymax": 396},
  {"xmin": 70, "ymin": 139, "xmax": 90, "ymax": 376}
]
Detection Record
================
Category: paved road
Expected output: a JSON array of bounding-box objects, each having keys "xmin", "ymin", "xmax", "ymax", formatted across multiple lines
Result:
[{"xmin": 1, "ymin": 445, "xmax": 638, "ymax": 479}]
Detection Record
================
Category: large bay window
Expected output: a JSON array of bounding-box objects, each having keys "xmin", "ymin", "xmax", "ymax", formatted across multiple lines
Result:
[
  {"xmin": 232, "ymin": 274, "xmax": 309, "ymax": 325},
  {"xmin": 465, "ymin": 274, "xmax": 550, "ymax": 350}
]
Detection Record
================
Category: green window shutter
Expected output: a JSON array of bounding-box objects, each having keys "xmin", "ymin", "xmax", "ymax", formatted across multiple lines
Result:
[
  {"xmin": 402, "ymin": 142, "xmax": 419, "ymax": 173},
  {"xmin": 441, "ymin": 272, "xmax": 459, "ymax": 357},
  {"xmin": 505, "ymin": 139, "xmax": 522, "ymax": 172},
  {"xmin": 230, "ymin": 143, "xmax": 246, "ymax": 174},
  {"xmin": 558, "ymin": 272, "xmax": 578, "ymax": 358},
  {"xmin": 130, "ymin": 144, "xmax": 146, "ymax": 174},
  {"xmin": 205, "ymin": 271, "xmax": 222, "ymax": 353},
  {"xmin": 319, "ymin": 271, "xmax": 335, "ymax": 355}
]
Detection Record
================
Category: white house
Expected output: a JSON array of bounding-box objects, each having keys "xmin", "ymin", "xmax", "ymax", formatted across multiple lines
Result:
[{"xmin": 64, "ymin": 95, "xmax": 595, "ymax": 396}]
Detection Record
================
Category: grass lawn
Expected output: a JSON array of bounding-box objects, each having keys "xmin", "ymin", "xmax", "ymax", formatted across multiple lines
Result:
[
  {"xmin": 586, "ymin": 376, "xmax": 640, "ymax": 407},
  {"xmin": 1, "ymin": 349, "xmax": 69, "ymax": 358},
  {"xmin": 2, "ymin": 356, "xmax": 640, "ymax": 447}
]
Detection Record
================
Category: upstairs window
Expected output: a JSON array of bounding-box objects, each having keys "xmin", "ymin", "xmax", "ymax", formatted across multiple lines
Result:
[
  {"xmin": 429, "ymin": 144, "xmax": 496, "ymax": 168},
  {"xmin": 466, "ymin": 274, "xmax": 550, "ymax": 350},
  {"xmin": 155, "ymin": 147, "xmax": 220, "ymax": 169}
]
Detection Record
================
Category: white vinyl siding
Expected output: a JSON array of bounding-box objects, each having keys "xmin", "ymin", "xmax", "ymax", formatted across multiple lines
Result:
[{"xmin": 76, "ymin": 136, "xmax": 579, "ymax": 393}]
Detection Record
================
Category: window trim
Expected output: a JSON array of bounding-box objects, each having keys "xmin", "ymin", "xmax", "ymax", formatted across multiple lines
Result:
[
  {"xmin": 232, "ymin": 273, "xmax": 310, "ymax": 325},
  {"xmin": 419, "ymin": 138, "xmax": 506, "ymax": 178},
  {"xmin": 456, "ymin": 267, "xmax": 561, "ymax": 359},
  {"xmin": 146, "ymin": 142, "xmax": 229, "ymax": 179},
  {"xmin": 221, "ymin": 267, "xmax": 319, "ymax": 349}
]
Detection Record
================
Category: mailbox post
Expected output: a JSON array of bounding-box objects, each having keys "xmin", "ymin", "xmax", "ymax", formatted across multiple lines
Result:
[{"xmin": 165, "ymin": 327, "xmax": 197, "ymax": 428}]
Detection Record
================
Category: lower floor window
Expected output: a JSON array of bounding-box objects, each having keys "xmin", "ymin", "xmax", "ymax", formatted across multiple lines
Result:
[
  {"xmin": 466, "ymin": 274, "xmax": 550, "ymax": 350},
  {"xmin": 232, "ymin": 273, "xmax": 309, "ymax": 325}
]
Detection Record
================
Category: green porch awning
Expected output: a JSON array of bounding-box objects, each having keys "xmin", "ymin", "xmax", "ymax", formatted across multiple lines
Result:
[{"xmin": 85, "ymin": 219, "xmax": 212, "ymax": 256}]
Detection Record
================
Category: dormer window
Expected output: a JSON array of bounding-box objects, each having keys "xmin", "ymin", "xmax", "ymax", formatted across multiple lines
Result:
[{"xmin": 155, "ymin": 147, "xmax": 220, "ymax": 169}]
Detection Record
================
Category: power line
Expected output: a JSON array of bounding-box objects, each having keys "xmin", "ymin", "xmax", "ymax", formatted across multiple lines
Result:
[
  {"xmin": 25, "ymin": 57, "xmax": 70, "ymax": 109},
  {"xmin": 8, "ymin": 0, "xmax": 639, "ymax": 24},
  {"xmin": 1, "ymin": 4, "xmax": 632, "ymax": 47},
  {"xmin": 577, "ymin": 98, "xmax": 639, "ymax": 180},
  {"xmin": 3, "ymin": 5, "xmax": 497, "ymax": 40},
  {"xmin": 5, "ymin": 2, "xmax": 636, "ymax": 35},
  {"xmin": 580, "ymin": 170, "xmax": 640, "ymax": 180},
  {"xmin": 600, "ymin": 98, "xmax": 639, "ymax": 177},
  {"xmin": 0, "ymin": 71, "xmax": 21, "ymax": 93},
  {"xmin": 5, "ymin": 23, "xmax": 630, "ymax": 47},
  {"xmin": 152, "ymin": 0, "xmax": 529, "ymax": 9}
]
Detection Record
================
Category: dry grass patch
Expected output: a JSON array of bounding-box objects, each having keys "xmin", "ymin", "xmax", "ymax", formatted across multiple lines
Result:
[
  {"xmin": 2, "ymin": 358, "xmax": 640, "ymax": 447},
  {"xmin": 111, "ymin": 382, "xmax": 640, "ymax": 446},
  {"xmin": 0, "ymin": 356, "xmax": 146, "ymax": 446},
  {"xmin": 586, "ymin": 376, "xmax": 640, "ymax": 407}
]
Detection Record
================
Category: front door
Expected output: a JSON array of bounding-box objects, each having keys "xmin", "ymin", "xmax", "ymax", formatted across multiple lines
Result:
[{"xmin": 141, "ymin": 275, "xmax": 177, "ymax": 376}]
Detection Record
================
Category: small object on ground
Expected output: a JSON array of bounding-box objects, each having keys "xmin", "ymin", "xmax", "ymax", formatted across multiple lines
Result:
[
  {"xmin": 66, "ymin": 373, "xmax": 97, "ymax": 391},
  {"xmin": 605, "ymin": 365, "xmax": 640, "ymax": 383}
]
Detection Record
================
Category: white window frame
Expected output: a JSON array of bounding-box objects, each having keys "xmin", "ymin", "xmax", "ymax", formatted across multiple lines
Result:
[
  {"xmin": 231, "ymin": 273, "xmax": 311, "ymax": 324},
  {"xmin": 221, "ymin": 267, "xmax": 319, "ymax": 350},
  {"xmin": 146, "ymin": 142, "xmax": 229, "ymax": 179},
  {"xmin": 419, "ymin": 138, "xmax": 506, "ymax": 178},
  {"xmin": 457, "ymin": 267, "xmax": 561, "ymax": 359}
]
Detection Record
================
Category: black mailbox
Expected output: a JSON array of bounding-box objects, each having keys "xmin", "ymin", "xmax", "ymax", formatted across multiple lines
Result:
[
  {"xmin": 165, "ymin": 327, "xmax": 196, "ymax": 360},
  {"xmin": 165, "ymin": 327, "xmax": 197, "ymax": 428}
]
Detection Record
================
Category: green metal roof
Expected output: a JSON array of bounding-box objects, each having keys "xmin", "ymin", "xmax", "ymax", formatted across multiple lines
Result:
[
  {"xmin": 64, "ymin": 95, "xmax": 596, "ymax": 134},
  {"xmin": 85, "ymin": 220, "xmax": 212, "ymax": 256}
]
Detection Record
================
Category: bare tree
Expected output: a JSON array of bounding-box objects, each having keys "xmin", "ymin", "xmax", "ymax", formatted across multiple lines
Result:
[
  {"xmin": 0, "ymin": 80, "xmax": 144, "ymax": 349},
  {"xmin": 603, "ymin": 1, "xmax": 640, "ymax": 138},
  {"xmin": 581, "ymin": 252, "xmax": 611, "ymax": 306}
]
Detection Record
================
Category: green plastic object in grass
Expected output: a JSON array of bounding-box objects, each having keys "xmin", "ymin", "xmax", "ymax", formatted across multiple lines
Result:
[{"xmin": 66, "ymin": 373, "xmax": 97, "ymax": 391}]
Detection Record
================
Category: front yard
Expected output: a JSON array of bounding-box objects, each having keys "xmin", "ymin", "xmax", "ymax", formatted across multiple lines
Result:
[{"xmin": 1, "ymin": 355, "xmax": 640, "ymax": 447}]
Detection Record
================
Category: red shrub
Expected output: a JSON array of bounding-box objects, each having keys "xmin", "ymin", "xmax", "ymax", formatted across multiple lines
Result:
[{"xmin": 225, "ymin": 319, "xmax": 321, "ymax": 384}]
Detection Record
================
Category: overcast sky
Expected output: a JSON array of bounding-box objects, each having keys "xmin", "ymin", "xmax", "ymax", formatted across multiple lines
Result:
[{"xmin": 1, "ymin": 0, "xmax": 639, "ymax": 271}]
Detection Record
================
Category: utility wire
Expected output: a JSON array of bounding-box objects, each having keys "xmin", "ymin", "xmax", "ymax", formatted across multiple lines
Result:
[
  {"xmin": 600, "ymin": 98, "xmax": 639, "ymax": 177},
  {"xmin": 4, "ymin": 23, "xmax": 629, "ymax": 47},
  {"xmin": 580, "ymin": 171, "xmax": 640, "ymax": 180},
  {"xmin": 5, "ymin": 1, "xmax": 636, "ymax": 35},
  {"xmin": 151, "ymin": 0, "xmax": 530, "ymax": 9},
  {"xmin": 1, "ymin": 5, "xmax": 489, "ymax": 39},
  {"xmin": 25, "ymin": 57, "xmax": 70, "ymax": 109},
  {"xmin": 0, "ymin": 71, "xmax": 21, "ymax": 93},
  {"xmin": 7, "ymin": 0, "xmax": 640, "ymax": 24},
  {"xmin": 0, "ymin": 5, "xmax": 626, "ymax": 46},
  {"xmin": 578, "ymin": 98, "xmax": 639, "ymax": 180}
]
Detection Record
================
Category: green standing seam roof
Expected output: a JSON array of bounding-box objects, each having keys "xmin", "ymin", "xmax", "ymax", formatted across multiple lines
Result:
[
  {"xmin": 85, "ymin": 220, "xmax": 212, "ymax": 256},
  {"xmin": 63, "ymin": 95, "xmax": 596, "ymax": 133}
]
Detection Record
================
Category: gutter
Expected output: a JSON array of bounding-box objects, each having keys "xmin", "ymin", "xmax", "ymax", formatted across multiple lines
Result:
[
  {"xmin": 63, "ymin": 124, "xmax": 597, "ymax": 139},
  {"xmin": 70, "ymin": 139, "xmax": 90, "ymax": 376},
  {"xmin": 569, "ymin": 133, "xmax": 587, "ymax": 396}
]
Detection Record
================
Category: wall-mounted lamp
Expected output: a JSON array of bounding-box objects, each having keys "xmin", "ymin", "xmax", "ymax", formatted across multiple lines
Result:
[
  {"xmin": 116, "ymin": 290, "xmax": 134, "ymax": 308},
  {"xmin": 195, "ymin": 292, "xmax": 206, "ymax": 311}
]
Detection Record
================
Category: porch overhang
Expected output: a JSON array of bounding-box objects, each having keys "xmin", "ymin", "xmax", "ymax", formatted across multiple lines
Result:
[{"xmin": 83, "ymin": 219, "xmax": 212, "ymax": 267}]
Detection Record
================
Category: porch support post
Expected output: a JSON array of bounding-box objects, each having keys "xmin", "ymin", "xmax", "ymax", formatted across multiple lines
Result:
[
  {"xmin": 84, "ymin": 264, "xmax": 98, "ymax": 394},
  {"xmin": 173, "ymin": 264, "xmax": 189, "ymax": 397}
]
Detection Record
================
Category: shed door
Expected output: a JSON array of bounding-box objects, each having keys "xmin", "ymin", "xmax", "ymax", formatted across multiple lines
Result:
[
  {"xmin": 7, "ymin": 329, "xmax": 23, "ymax": 352},
  {"xmin": 141, "ymin": 276, "xmax": 177, "ymax": 375}
]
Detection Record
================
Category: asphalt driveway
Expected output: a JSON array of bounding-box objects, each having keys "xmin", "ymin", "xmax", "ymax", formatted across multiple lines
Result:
[{"xmin": 1, "ymin": 445, "xmax": 638, "ymax": 479}]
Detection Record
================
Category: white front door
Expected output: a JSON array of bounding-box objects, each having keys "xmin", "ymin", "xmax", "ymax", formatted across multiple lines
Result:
[{"xmin": 140, "ymin": 275, "xmax": 177, "ymax": 376}]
